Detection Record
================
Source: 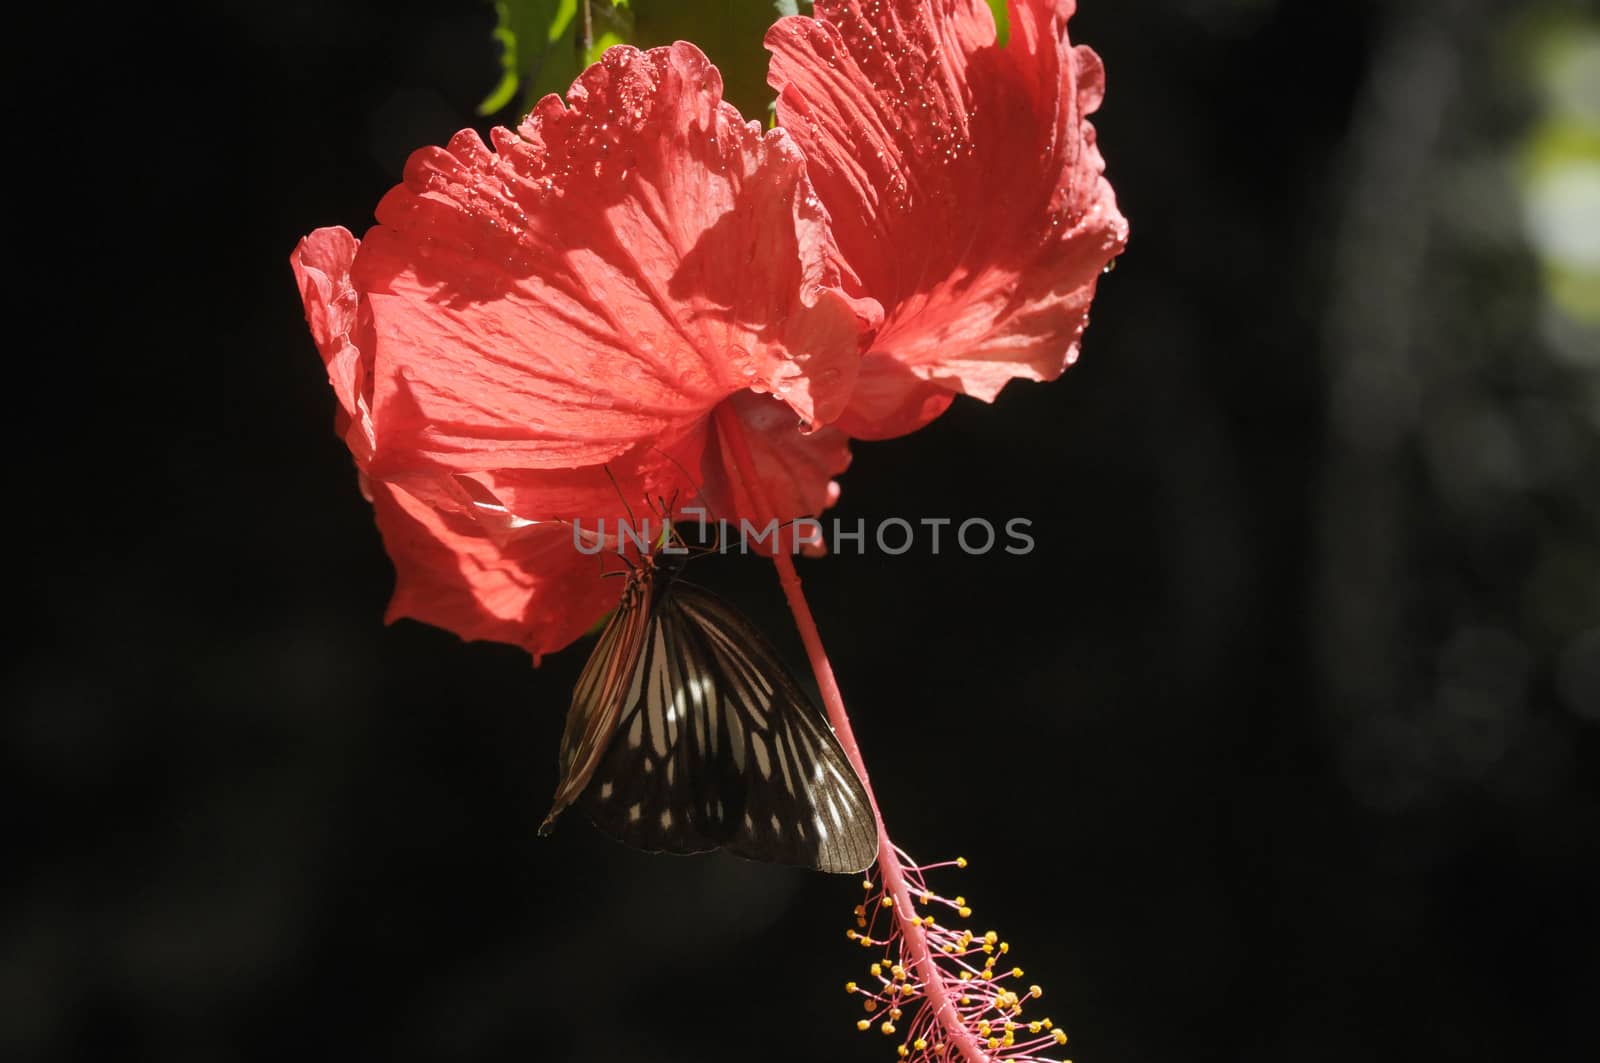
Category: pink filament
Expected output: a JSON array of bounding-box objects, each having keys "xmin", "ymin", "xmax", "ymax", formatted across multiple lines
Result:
[{"xmin": 713, "ymin": 404, "xmax": 986, "ymax": 1063}]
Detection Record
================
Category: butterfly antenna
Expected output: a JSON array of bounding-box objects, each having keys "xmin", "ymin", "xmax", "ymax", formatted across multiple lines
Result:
[
  {"xmin": 602, "ymin": 464, "xmax": 637, "ymax": 528},
  {"xmin": 602, "ymin": 463, "xmax": 659, "ymax": 560},
  {"xmin": 650, "ymin": 447, "xmax": 714, "ymax": 517},
  {"xmin": 650, "ymin": 446, "xmax": 723, "ymax": 554}
]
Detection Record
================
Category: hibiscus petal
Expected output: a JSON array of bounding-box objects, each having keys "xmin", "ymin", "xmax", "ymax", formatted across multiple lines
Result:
[
  {"xmin": 352, "ymin": 42, "xmax": 878, "ymax": 484},
  {"xmin": 707, "ymin": 390, "xmax": 853, "ymax": 543},
  {"xmin": 371, "ymin": 480, "xmax": 622, "ymax": 663},
  {"xmin": 453, "ymin": 389, "xmax": 851, "ymax": 541},
  {"xmin": 768, "ymin": 0, "xmax": 1128, "ymax": 439},
  {"xmin": 290, "ymin": 226, "xmax": 376, "ymax": 463}
]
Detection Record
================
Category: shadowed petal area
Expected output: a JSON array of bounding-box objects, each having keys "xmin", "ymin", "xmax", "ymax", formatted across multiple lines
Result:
[
  {"xmin": 372, "ymin": 481, "xmax": 623, "ymax": 662},
  {"xmin": 440, "ymin": 393, "xmax": 850, "ymax": 532},
  {"xmin": 708, "ymin": 391, "xmax": 852, "ymax": 545},
  {"xmin": 768, "ymin": 0, "xmax": 1128, "ymax": 439},
  {"xmin": 353, "ymin": 42, "xmax": 877, "ymax": 487}
]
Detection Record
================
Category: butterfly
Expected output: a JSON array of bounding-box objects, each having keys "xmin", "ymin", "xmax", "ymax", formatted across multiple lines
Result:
[{"xmin": 538, "ymin": 541, "xmax": 878, "ymax": 874}]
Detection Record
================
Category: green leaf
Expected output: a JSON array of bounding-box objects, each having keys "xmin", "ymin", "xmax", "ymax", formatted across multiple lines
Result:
[
  {"xmin": 478, "ymin": 0, "xmax": 581, "ymax": 115},
  {"xmin": 987, "ymin": 0, "xmax": 1009, "ymax": 48},
  {"xmin": 586, "ymin": 29, "xmax": 630, "ymax": 64},
  {"xmin": 629, "ymin": 1, "xmax": 807, "ymax": 119},
  {"xmin": 479, "ymin": 0, "xmax": 644, "ymax": 117}
]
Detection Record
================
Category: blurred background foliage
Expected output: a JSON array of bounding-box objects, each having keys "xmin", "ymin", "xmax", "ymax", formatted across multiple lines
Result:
[
  {"xmin": 480, "ymin": 0, "xmax": 822, "ymax": 119},
  {"xmin": 11, "ymin": 1, "xmax": 1599, "ymax": 1062}
]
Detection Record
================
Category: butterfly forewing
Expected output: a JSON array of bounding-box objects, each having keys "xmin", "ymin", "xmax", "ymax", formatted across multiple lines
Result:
[
  {"xmin": 579, "ymin": 580, "xmax": 878, "ymax": 874},
  {"xmin": 540, "ymin": 572, "xmax": 655, "ymax": 834}
]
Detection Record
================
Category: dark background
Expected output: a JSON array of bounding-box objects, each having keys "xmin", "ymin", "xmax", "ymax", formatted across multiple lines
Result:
[{"xmin": 13, "ymin": 1, "xmax": 1599, "ymax": 1061}]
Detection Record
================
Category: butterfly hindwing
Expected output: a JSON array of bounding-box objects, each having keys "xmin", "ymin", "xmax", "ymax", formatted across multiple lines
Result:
[
  {"xmin": 582, "ymin": 580, "xmax": 878, "ymax": 874},
  {"xmin": 669, "ymin": 584, "xmax": 879, "ymax": 874}
]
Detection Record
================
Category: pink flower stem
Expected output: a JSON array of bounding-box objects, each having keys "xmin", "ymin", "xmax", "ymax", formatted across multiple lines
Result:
[{"xmin": 713, "ymin": 404, "xmax": 985, "ymax": 1063}]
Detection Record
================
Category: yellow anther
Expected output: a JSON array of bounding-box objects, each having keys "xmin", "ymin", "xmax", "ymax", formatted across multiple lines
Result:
[
  {"xmin": 901, "ymin": 984, "xmax": 915, "ymax": 998},
  {"xmin": 1029, "ymin": 984, "xmax": 1043, "ymax": 998},
  {"xmin": 891, "ymin": 964, "xmax": 906, "ymax": 981},
  {"xmin": 920, "ymin": 890, "xmax": 932, "ymax": 904},
  {"xmin": 1003, "ymin": 1031, "xmax": 1016, "ymax": 1046},
  {"xmin": 998, "ymin": 941, "xmax": 1010, "ymax": 954},
  {"xmin": 987, "ymin": 1037, "xmax": 1000, "ymax": 1050},
  {"xmin": 881, "ymin": 896, "xmax": 895, "ymax": 909},
  {"xmin": 913, "ymin": 1039, "xmax": 928, "ymax": 1051},
  {"xmin": 845, "ymin": 981, "xmax": 858, "ymax": 993},
  {"xmin": 956, "ymin": 856, "xmax": 968, "ymax": 868},
  {"xmin": 1028, "ymin": 1022, "xmax": 1043, "ymax": 1034},
  {"xmin": 880, "ymin": 1022, "xmax": 896, "ymax": 1036},
  {"xmin": 1011, "ymin": 967, "xmax": 1024, "ymax": 978},
  {"xmin": 897, "ymin": 1047, "xmax": 909, "ymax": 1059},
  {"xmin": 1054, "ymin": 1030, "xmax": 1069, "ymax": 1045},
  {"xmin": 942, "ymin": 943, "xmax": 956, "ymax": 953},
  {"xmin": 1042, "ymin": 1018, "xmax": 1054, "ymax": 1030},
  {"xmin": 954, "ymin": 896, "xmax": 966, "ymax": 907},
  {"xmin": 960, "ymin": 931, "xmax": 974, "ymax": 946},
  {"xmin": 1004, "ymin": 1021, "xmax": 1016, "ymax": 1032},
  {"xmin": 959, "ymin": 971, "xmax": 972, "ymax": 981},
  {"xmin": 889, "ymin": 1007, "xmax": 902, "ymax": 1021},
  {"xmin": 958, "ymin": 907, "xmax": 973, "ymax": 919},
  {"xmin": 870, "ymin": 963, "xmax": 882, "ymax": 977},
  {"xmin": 856, "ymin": 1020, "xmax": 871, "ymax": 1032},
  {"xmin": 846, "ymin": 930, "xmax": 858, "ymax": 940},
  {"xmin": 977, "ymin": 1021, "xmax": 991, "ymax": 1036},
  {"xmin": 982, "ymin": 943, "xmax": 994, "ymax": 954},
  {"xmin": 984, "ymin": 931, "xmax": 999, "ymax": 945},
  {"xmin": 959, "ymin": 995, "xmax": 971, "ymax": 1005}
]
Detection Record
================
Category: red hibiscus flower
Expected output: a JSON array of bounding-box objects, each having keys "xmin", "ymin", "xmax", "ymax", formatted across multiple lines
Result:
[
  {"xmin": 767, "ymin": 0, "xmax": 1128, "ymax": 439},
  {"xmin": 292, "ymin": 44, "xmax": 879, "ymax": 659}
]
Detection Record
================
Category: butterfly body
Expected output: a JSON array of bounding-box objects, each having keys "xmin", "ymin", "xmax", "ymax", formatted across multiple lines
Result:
[{"xmin": 541, "ymin": 553, "xmax": 878, "ymax": 874}]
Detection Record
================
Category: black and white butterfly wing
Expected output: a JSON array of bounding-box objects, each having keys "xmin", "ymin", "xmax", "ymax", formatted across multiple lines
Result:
[
  {"xmin": 540, "ymin": 571, "xmax": 654, "ymax": 835},
  {"xmin": 582, "ymin": 580, "xmax": 878, "ymax": 874}
]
